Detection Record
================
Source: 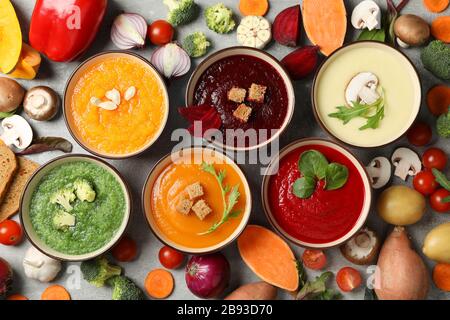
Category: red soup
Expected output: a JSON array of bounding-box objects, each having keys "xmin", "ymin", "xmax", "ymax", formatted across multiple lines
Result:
[{"xmin": 268, "ymin": 144, "xmax": 366, "ymax": 244}]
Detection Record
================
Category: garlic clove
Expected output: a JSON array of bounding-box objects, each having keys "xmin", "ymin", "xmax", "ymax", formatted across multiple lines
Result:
[{"xmin": 124, "ymin": 86, "xmax": 136, "ymax": 101}]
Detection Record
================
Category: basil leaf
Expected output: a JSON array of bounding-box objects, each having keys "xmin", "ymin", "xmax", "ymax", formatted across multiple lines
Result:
[
  {"xmin": 358, "ymin": 28, "xmax": 386, "ymax": 42},
  {"xmin": 293, "ymin": 176, "xmax": 316, "ymax": 199},
  {"xmin": 432, "ymin": 169, "xmax": 450, "ymax": 191},
  {"xmin": 299, "ymin": 150, "xmax": 329, "ymax": 180},
  {"xmin": 325, "ymin": 163, "xmax": 349, "ymax": 190}
]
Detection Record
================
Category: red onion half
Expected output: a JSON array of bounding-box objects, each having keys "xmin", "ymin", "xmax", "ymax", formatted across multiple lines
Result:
[
  {"xmin": 185, "ymin": 253, "xmax": 230, "ymax": 299},
  {"xmin": 150, "ymin": 43, "xmax": 191, "ymax": 79},
  {"xmin": 111, "ymin": 13, "xmax": 147, "ymax": 50}
]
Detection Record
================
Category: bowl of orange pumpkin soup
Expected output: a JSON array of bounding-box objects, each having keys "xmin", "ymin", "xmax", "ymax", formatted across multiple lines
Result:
[
  {"xmin": 64, "ymin": 52, "xmax": 169, "ymax": 159},
  {"xmin": 142, "ymin": 147, "xmax": 252, "ymax": 254}
]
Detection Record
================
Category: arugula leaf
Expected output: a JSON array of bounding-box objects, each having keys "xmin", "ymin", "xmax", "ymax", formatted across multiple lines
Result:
[
  {"xmin": 293, "ymin": 177, "xmax": 316, "ymax": 199},
  {"xmin": 297, "ymin": 272, "xmax": 341, "ymax": 300},
  {"xmin": 359, "ymin": 106, "xmax": 385, "ymax": 130},
  {"xmin": 325, "ymin": 163, "xmax": 349, "ymax": 190},
  {"xmin": 298, "ymin": 150, "xmax": 329, "ymax": 180},
  {"xmin": 328, "ymin": 101, "xmax": 372, "ymax": 125},
  {"xmin": 296, "ymin": 260, "xmax": 308, "ymax": 289},
  {"xmin": 432, "ymin": 169, "xmax": 450, "ymax": 191},
  {"xmin": 358, "ymin": 28, "xmax": 386, "ymax": 42}
]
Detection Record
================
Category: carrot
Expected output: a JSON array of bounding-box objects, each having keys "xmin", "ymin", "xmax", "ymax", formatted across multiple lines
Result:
[
  {"xmin": 7, "ymin": 294, "xmax": 28, "ymax": 300},
  {"xmin": 41, "ymin": 285, "xmax": 71, "ymax": 300},
  {"xmin": 239, "ymin": 0, "xmax": 269, "ymax": 16},
  {"xmin": 431, "ymin": 16, "xmax": 450, "ymax": 43},
  {"xmin": 433, "ymin": 263, "xmax": 450, "ymax": 291},
  {"xmin": 427, "ymin": 85, "xmax": 450, "ymax": 116},
  {"xmin": 145, "ymin": 269, "xmax": 174, "ymax": 299},
  {"xmin": 423, "ymin": 0, "xmax": 449, "ymax": 13}
]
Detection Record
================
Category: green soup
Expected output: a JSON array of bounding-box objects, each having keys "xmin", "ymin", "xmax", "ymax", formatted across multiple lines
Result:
[{"xmin": 29, "ymin": 161, "xmax": 126, "ymax": 255}]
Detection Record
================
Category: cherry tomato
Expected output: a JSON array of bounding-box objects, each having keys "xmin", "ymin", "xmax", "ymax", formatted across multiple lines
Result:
[
  {"xmin": 112, "ymin": 236, "xmax": 137, "ymax": 262},
  {"xmin": 0, "ymin": 220, "xmax": 23, "ymax": 246},
  {"xmin": 336, "ymin": 267, "xmax": 362, "ymax": 292},
  {"xmin": 422, "ymin": 148, "xmax": 448, "ymax": 170},
  {"xmin": 407, "ymin": 121, "xmax": 432, "ymax": 146},
  {"xmin": 148, "ymin": 20, "xmax": 174, "ymax": 46},
  {"xmin": 430, "ymin": 189, "xmax": 450, "ymax": 213},
  {"xmin": 158, "ymin": 246, "xmax": 185, "ymax": 269},
  {"xmin": 302, "ymin": 250, "xmax": 327, "ymax": 270},
  {"xmin": 413, "ymin": 170, "xmax": 438, "ymax": 195}
]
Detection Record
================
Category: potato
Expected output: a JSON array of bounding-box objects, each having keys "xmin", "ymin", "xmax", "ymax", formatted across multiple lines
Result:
[
  {"xmin": 377, "ymin": 186, "xmax": 426, "ymax": 225},
  {"xmin": 225, "ymin": 282, "xmax": 277, "ymax": 300},
  {"xmin": 423, "ymin": 222, "xmax": 450, "ymax": 263}
]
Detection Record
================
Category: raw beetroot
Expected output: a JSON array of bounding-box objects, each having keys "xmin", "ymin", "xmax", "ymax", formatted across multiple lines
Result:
[
  {"xmin": 178, "ymin": 105, "xmax": 222, "ymax": 138},
  {"xmin": 273, "ymin": 5, "xmax": 302, "ymax": 47},
  {"xmin": 281, "ymin": 46, "xmax": 319, "ymax": 80}
]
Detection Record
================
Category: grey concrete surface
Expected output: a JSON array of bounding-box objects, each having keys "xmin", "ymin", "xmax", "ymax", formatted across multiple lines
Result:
[{"xmin": 1, "ymin": 0, "xmax": 449, "ymax": 300}]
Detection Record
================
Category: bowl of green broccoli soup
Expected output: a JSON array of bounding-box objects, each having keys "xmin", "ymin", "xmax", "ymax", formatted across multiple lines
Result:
[{"xmin": 20, "ymin": 155, "xmax": 131, "ymax": 261}]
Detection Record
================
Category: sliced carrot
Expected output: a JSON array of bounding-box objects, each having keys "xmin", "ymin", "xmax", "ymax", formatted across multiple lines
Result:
[
  {"xmin": 239, "ymin": 0, "xmax": 269, "ymax": 16},
  {"xmin": 41, "ymin": 285, "xmax": 71, "ymax": 300},
  {"xmin": 423, "ymin": 0, "xmax": 449, "ymax": 13},
  {"xmin": 433, "ymin": 263, "xmax": 450, "ymax": 292},
  {"xmin": 145, "ymin": 269, "xmax": 174, "ymax": 299},
  {"xmin": 427, "ymin": 85, "xmax": 450, "ymax": 116},
  {"xmin": 7, "ymin": 294, "xmax": 28, "ymax": 300},
  {"xmin": 431, "ymin": 16, "xmax": 450, "ymax": 43}
]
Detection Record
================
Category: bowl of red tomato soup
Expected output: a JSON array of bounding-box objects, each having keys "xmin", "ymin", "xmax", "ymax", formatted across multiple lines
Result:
[{"xmin": 262, "ymin": 139, "xmax": 372, "ymax": 248}]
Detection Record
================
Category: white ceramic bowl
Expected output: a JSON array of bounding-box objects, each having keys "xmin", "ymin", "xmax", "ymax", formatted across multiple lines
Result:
[
  {"xmin": 142, "ymin": 147, "xmax": 252, "ymax": 254},
  {"xmin": 20, "ymin": 155, "xmax": 131, "ymax": 261},
  {"xmin": 185, "ymin": 47, "xmax": 295, "ymax": 152},
  {"xmin": 261, "ymin": 138, "xmax": 372, "ymax": 249}
]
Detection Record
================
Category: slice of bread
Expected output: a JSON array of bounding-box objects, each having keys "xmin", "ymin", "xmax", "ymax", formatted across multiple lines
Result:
[
  {"xmin": 0, "ymin": 157, "xmax": 39, "ymax": 222},
  {"xmin": 0, "ymin": 142, "xmax": 18, "ymax": 205}
]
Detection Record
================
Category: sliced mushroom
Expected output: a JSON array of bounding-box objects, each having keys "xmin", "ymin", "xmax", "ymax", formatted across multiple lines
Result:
[
  {"xmin": 340, "ymin": 227, "xmax": 380, "ymax": 265},
  {"xmin": 351, "ymin": 1, "xmax": 381, "ymax": 31},
  {"xmin": 391, "ymin": 147, "xmax": 422, "ymax": 181},
  {"xmin": 0, "ymin": 115, "xmax": 33, "ymax": 150},
  {"xmin": 345, "ymin": 72, "xmax": 380, "ymax": 106},
  {"xmin": 394, "ymin": 14, "xmax": 430, "ymax": 48},
  {"xmin": 0, "ymin": 77, "xmax": 25, "ymax": 113},
  {"xmin": 23, "ymin": 86, "xmax": 60, "ymax": 121},
  {"xmin": 366, "ymin": 157, "xmax": 391, "ymax": 189}
]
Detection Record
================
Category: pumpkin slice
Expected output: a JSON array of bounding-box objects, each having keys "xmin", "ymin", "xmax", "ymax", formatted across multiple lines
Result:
[
  {"xmin": 0, "ymin": 0, "xmax": 22, "ymax": 73},
  {"xmin": 302, "ymin": 0, "xmax": 347, "ymax": 56},
  {"xmin": 238, "ymin": 225, "xmax": 299, "ymax": 291},
  {"xmin": 8, "ymin": 43, "xmax": 41, "ymax": 80}
]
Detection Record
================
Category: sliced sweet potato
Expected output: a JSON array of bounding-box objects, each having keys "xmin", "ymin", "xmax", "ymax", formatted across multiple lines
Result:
[
  {"xmin": 238, "ymin": 225, "xmax": 299, "ymax": 291},
  {"xmin": 8, "ymin": 43, "xmax": 41, "ymax": 80},
  {"xmin": 0, "ymin": 0, "xmax": 22, "ymax": 73},
  {"xmin": 302, "ymin": 0, "xmax": 347, "ymax": 56}
]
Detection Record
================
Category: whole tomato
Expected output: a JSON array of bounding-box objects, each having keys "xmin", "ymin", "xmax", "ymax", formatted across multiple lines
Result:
[
  {"xmin": 112, "ymin": 236, "xmax": 137, "ymax": 262},
  {"xmin": 413, "ymin": 170, "xmax": 438, "ymax": 195},
  {"xmin": 407, "ymin": 121, "xmax": 432, "ymax": 146},
  {"xmin": 0, "ymin": 220, "xmax": 23, "ymax": 246},
  {"xmin": 422, "ymin": 148, "xmax": 447, "ymax": 170},
  {"xmin": 430, "ymin": 189, "xmax": 450, "ymax": 213},
  {"xmin": 148, "ymin": 20, "xmax": 174, "ymax": 46},
  {"xmin": 159, "ymin": 246, "xmax": 185, "ymax": 269}
]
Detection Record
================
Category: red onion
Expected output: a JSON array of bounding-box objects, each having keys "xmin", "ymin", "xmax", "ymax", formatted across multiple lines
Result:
[
  {"xmin": 185, "ymin": 253, "xmax": 230, "ymax": 299},
  {"xmin": 111, "ymin": 13, "xmax": 147, "ymax": 50},
  {"xmin": 0, "ymin": 258, "xmax": 13, "ymax": 299},
  {"xmin": 150, "ymin": 43, "xmax": 191, "ymax": 79}
]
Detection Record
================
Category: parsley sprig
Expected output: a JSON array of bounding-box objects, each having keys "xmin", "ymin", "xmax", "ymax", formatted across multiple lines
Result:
[{"xmin": 198, "ymin": 162, "xmax": 241, "ymax": 235}]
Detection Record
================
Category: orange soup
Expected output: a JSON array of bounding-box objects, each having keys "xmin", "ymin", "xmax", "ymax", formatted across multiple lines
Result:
[
  {"xmin": 70, "ymin": 56, "xmax": 167, "ymax": 156},
  {"xmin": 150, "ymin": 152, "xmax": 247, "ymax": 249}
]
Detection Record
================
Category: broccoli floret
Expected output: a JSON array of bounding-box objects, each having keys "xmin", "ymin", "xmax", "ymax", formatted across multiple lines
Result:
[
  {"xmin": 52, "ymin": 210, "xmax": 76, "ymax": 231},
  {"xmin": 108, "ymin": 276, "xmax": 146, "ymax": 300},
  {"xmin": 437, "ymin": 107, "xmax": 450, "ymax": 138},
  {"xmin": 163, "ymin": 0, "xmax": 199, "ymax": 26},
  {"xmin": 421, "ymin": 41, "xmax": 450, "ymax": 80},
  {"xmin": 81, "ymin": 257, "xmax": 122, "ymax": 288},
  {"xmin": 183, "ymin": 32, "xmax": 211, "ymax": 58},
  {"xmin": 50, "ymin": 188, "xmax": 76, "ymax": 212},
  {"xmin": 204, "ymin": 3, "xmax": 236, "ymax": 34},
  {"xmin": 74, "ymin": 178, "xmax": 96, "ymax": 202}
]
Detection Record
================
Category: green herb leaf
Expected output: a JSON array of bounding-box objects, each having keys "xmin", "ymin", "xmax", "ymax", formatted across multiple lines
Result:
[
  {"xmin": 328, "ymin": 102, "xmax": 372, "ymax": 125},
  {"xmin": 358, "ymin": 28, "xmax": 386, "ymax": 42},
  {"xmin": 325, "ymin": 163, "xmax": 349, "ymax": 190},
  {"xmin": 443, "ymin": 196, "xmax": 450, "ymax": 203},
  {"xmin": 293, "ymin": 176, "xmax": 316, "ymax": 199},
  {"xmin": 364, "ymin": 288, "xmax": 378, "ymax": 300},
  {"xmin": 359, "ymin": 106, "xmax": 385, "ymax": 130},
  {"xmin": 432, "ymin": 168, "xmax": 450, "ymax": 191},
  {"xmin": 296, "ymin": 260, "xmax": 308, "ymax": 289},
  {"xmin": 0, "ymin": 110, "xmax": 17, "ymax": 119},
  {"xmin": 298, "ymin": 150, "xmax": 329, "ymax": 180},
  {"xmin": 297, "ymin": 272, "xmax": 341, "ymax": 300},
  {"xmin": 16, "ymin": 137, "xmax": 73, "ymax": 156}
]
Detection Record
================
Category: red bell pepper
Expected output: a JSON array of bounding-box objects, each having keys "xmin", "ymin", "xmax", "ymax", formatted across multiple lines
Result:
[{"xmin": 29, "ymin": 0, "xmax": 107, "ymax": 62}]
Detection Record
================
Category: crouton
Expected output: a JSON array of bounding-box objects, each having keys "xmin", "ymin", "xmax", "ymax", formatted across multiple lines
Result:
[
  {"xmin": 186, "ymin": 182, "xmax": 204, "ymax": 200},
  {"xmin": 192, "ymin": 200, "xmax": 212, "ymax": 220},
  {"xmin": 176, "ymin": 198, "xmax": 193, "ymax": 215},
  {"xmin": 233, "ymin": 104, "xmax": 252, "ymax": 123},
  {"xmin": 248, "ymin": 83, "xmax": 267, "ymax": 103},
  {"xmin": 228, "ymin": 87, "xmax": 247, "ymax": 103}
]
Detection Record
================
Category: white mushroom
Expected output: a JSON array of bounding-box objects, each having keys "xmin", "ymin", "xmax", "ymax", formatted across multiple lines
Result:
[
  {"xmin": 23, "ymin": 86, "xmax": 60, "ymax": 121},
  {"xmin": 391, "ymin": 147, "xmax": 422, "ymax": 181},
  {"xmin": 345, "ymin": 72, "xmax": 380, "ymax": 106},
  {"xmin": 23, "ymin": 246, "xmax": 61, "ymax": 283},
  {"xmin": 366, "ymin": 157, "xmax": 392, "ymax": 189},
  {"xmin": 340, "ymin": 227, "xmax": 381, "ymax": 265},
  {"xmin": 351, "ymin": 0, "xmax": 381, "ymax": 31},
  {"xmin": 0, "ymin": 115, "xmax": 33, "ymax": 150}
]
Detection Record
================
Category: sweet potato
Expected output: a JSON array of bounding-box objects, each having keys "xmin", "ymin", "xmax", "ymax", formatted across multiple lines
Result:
[
  {"xmin": 225, "ymin": 282, "xmax": 277, "ymax": 300},
  {"xmin": 375, "ymin": 227, "xmax": 430, "ymax": 300}
]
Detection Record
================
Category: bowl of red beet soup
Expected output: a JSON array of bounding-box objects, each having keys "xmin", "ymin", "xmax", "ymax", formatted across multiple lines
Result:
[
  {"xmin": 262, "ymin": 139, "xmax": 372, "ymax": 249},
  {"xmin": 185, "ymin": 47, "xmax": 295, "ymax": 151}
]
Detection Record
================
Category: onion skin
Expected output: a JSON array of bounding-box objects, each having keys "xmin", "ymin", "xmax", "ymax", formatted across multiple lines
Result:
[
  {"xmin": 185, "ymin": 253, "xmax": 230, "ymax": 299},
  {"xmin": 225, "ymin": 282, "xmax": 277, "ymax": 300},
  {"xmin": 375, "ymin": 227, "xmax": 430, "ymax": 300}
]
